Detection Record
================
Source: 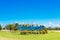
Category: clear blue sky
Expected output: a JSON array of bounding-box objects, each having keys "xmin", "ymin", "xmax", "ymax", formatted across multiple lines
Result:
[{"xmin": 0, "ymin": 0, "xmax": 60, "ymax": 27}]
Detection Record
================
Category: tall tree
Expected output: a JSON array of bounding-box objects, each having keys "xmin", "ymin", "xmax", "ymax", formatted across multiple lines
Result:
[
  {"xmin": 0, "ymin": 25, "xmax": 2, "ymax": 30},
  {"xmin": 5, "ymin": 23, "xmax": 19, "ymax": 31},
  {"xmin": 14, "ymin": 23, "xmax": 19, "ymax": 31},
  {"xmin": 5, "ymin": 24, "xmax": 13, "ymax": 31}
]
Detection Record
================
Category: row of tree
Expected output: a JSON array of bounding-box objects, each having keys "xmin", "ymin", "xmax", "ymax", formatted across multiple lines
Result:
[
  {"xmin": 0, "ymin": 23, "xmax": 19, "ymax": 31},
  {"xmin": 5, "ymin": 23, "xmax": 19, "ymax": 31},
  {"xmin": 47, "ymin": 27, "xmax": 60, "ymax": 30},
  {"xmin": 0, "ymin": 23, "xmax": 60, "ymax": 31}
]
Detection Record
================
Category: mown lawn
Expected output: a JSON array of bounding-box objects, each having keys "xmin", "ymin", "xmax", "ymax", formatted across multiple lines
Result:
[{"xmin": 0, "ymin": 31, "xmax": 60, "ymax": 40}]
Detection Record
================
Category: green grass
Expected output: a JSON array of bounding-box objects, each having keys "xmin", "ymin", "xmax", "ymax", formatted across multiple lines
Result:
[{"xmin": 0, "ymin": 31, "xmax": 60, "ymax": 40}]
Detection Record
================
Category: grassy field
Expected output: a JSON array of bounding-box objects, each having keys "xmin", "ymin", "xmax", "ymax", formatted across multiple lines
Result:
[{"xmin": 0, "ymin": 30, "xmax": 60, "ymax": 40}]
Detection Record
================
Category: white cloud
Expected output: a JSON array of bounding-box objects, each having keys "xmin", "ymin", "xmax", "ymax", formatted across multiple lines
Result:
[
  {"xmin": 48, "ymin": 21, "xmax": 53, "ymax": 26},
  {"xmin": 15, "ymin": 21, "xmax": 18, "ymax": 23},
  {"xmin": 47, "ymin": 21, "xmax": 60, "ymax": 27},
  {"xmin": 53, "ymin": 24, "xmax": 60, "ymax": 27},
  {"xmin": 49, "ymin": 21, "xmax": 53, "ymax": 25}
]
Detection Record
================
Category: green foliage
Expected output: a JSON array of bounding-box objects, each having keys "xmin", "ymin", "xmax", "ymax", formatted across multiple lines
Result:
[
  {"xmin": 5, "ymin": 23, "xmax": 19, "ymax": 31},
  {"xmin": 14, "ymin": 23, "xmax": 19, "ymax": 30},
  {"xmin": 0, "ymin": 25, "xmax": 2, "ymax": 30},
  {"xmin": 5, "ymin": 24, "xmax": 13, "ymax": 30}
]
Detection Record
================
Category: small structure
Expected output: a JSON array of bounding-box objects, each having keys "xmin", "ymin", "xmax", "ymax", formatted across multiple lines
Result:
[{"xmin": 17, "ymin": 24, "xmax": 47, "ymax": 34}]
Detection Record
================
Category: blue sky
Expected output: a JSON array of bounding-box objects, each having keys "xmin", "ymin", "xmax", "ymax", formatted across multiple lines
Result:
[{"xmin": 0, "ymin": 0, "xmax": 60, "ymax": 27}]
